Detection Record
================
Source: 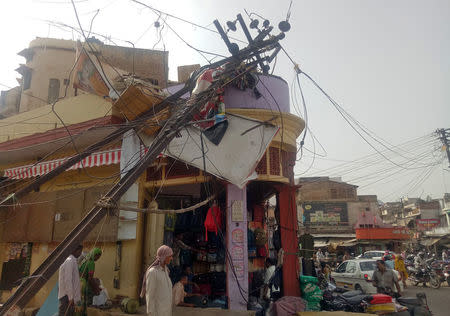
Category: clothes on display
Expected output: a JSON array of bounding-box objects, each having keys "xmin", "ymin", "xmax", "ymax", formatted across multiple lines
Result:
[
  {"xmin": 204, "ymin": 205, "xmax": 222, "ymax": 240},
  {"xmin": 162, "ymin": 201, "xmax": 227, "ymax": 301}
]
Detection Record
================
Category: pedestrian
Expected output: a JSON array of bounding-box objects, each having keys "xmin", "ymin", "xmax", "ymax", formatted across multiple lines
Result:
[
  {"xmin": 141, "ymin": 245, "xmax": 174, "ymax": 316},
  {"xmin": 58, "ymin": 245, "xmax": 83, "ymax": 316},
  {"xmin": 394, "ymin": 254, "xmax": 408, "ymax": 288},
  {"xmin": 79, "ymin": 248, "xmax": 102, "ymax": 316},
  {"xmin": 316, "ymin": 248, "xmax": 325, "ymax": 261},
  {"xmin": 442, "ymin": 250, "xmax": 448, "ymax": 262},
  {"xmin": 342, "ymin": 251, "xmax": 351, "ymax": 262},
  {"xmin": 372, "ymin": 260, "xmax": 402, "ymax": 296}
]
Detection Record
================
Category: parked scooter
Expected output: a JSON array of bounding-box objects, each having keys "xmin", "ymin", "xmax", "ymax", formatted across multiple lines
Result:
[
  {"xmin": 407, "ymin": 262, "xmax": 441, "ymax": 289},
  {"xmin": 321, "ymin": 290, "xmax": 369, "ymax": 313},
  {"xmin": 397, "ymin": 293, "xmax": 432, "ymax": 316},
  {"xmin": 430, "ymin": 260, "xmax": 447, "ymax": 284},
  {"xmin": 322, "ymin": 289, "xmax": 432, "ymax": 316}
]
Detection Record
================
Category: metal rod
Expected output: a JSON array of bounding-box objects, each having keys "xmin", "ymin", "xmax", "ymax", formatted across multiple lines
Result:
[{"xmin": 236, "ymin": 13, "xmax": 267, "ymax": 73}]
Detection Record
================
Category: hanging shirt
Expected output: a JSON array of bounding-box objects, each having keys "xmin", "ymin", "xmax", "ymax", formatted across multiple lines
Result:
[
  {"xmin": 58, "ymin": 255, "xmax": 81, "ymax": 303},
  {"xmin": 146, "ymin": 265, "xmax": 173, "ymax": 316}
]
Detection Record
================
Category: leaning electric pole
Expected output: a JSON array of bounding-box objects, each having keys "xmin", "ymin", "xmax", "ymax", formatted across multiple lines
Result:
[{"xmin": 437, "ymin": 128, "xmax": 450, "ymax": 167}]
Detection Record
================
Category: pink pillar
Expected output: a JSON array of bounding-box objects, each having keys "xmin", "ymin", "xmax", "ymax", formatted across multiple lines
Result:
[
  {"xmin": 278, "ymin": 184, "xmax": 301, "ymax": 297},
  {"xmin": 226, "ymin": 183, "xmax": 248, "ymax": 310}
]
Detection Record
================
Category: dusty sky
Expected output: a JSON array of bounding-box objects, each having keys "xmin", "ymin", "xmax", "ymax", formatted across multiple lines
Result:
[{"xmin": 0, "ymin": 0, "xmax": 449, "ymax": 202}]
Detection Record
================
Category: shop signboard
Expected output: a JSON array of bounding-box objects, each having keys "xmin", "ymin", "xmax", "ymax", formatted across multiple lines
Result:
[
  {"xmin": 302, "ymin": 202, "xmax": 348, "ymax": 226},
  {"xmin": 416, "ymin": 218, "xmax": 440, "ymax": 231},
  {"xmin": 355, "ymin": 227, "xmax": 410, "ymax": 240}
]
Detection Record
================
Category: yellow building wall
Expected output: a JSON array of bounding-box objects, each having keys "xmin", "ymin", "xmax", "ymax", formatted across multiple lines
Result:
[
  {"xmin": 18, "ymin": 37, "xmax": 168, "ymax": 113},
  {"xmin": 0, "ymin": 167, "xmax": 146, "ymax": 307},
  {"xmin": 0, "ymin": 241, "xmax": 143, "ymax": 307},
  {"xmin": 0, "ymin": 94, "xmax": 114, "ymax": 145},
  {"xmin": 20, "ymin": 46, "xmax": 77, "ymax": 112},
  {"xmin": 227, "ymin": 108, "xmax": 304, "ymax": 153}
]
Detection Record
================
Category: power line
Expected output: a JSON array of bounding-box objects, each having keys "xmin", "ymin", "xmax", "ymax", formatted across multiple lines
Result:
[{"xmin": 130, "ymin": 0, "xmax": 247, "ymax": 44}]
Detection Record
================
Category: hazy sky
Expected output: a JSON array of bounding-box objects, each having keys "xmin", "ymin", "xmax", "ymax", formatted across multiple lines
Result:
[{"xmin": 1, "ymin": 0, "xmax": 449, "ymax": 202}]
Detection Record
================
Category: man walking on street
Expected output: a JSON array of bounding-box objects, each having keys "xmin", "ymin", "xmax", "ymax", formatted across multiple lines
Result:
[
  {"xmin": 58, "ymin": 245, "xmax": 83, "ymax": 316},
  {"xmin": 372, "ymin": 260, "xmax": 402, "ymax": 296}
]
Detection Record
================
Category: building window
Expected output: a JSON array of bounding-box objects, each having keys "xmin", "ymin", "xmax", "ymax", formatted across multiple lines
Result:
[
  {"xmin": 23, "ymin": 70, "xmax": 32, "ymax": 90},
  {"xmin": 48, "ymin": 79, "xmax": 60, "ymax": 104}
]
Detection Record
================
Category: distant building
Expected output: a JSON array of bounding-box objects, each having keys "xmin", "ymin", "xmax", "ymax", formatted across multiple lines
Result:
[
  {"xmin": 0, "ymin": 37, "xmax": 168, "ymax": 116},
  {"xmin": 380, "ymin": 202, "xmax": 404, "ymax": 226},
  {"xmin": 296, "ymin": 177, "xmax": 378, "ymax": 247}
]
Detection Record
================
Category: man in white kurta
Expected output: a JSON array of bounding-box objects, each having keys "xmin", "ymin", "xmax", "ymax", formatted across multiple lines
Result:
[
  {"xmin": 146, "ymin": 265, "xmax": 173, "ymax": 316},
  {"xmin": 58, "ymin": 245, "xmax": 83, "ymax": 316}
]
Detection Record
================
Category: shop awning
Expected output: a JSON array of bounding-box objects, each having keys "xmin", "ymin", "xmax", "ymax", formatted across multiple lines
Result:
[
  {"xmin": 420, "ymin": 238, "xmax": 441, "ymax": 247},
  {"xmin": 340, "ymin": 238, "xmax": 359, "ymax": 247},
  {"xmin": 3, "ymin": 147, "xmax": 121, "ymax": 179},
  {"xmin": 314, "ymin": 241, "xmax": 329, "ymax": 248}
]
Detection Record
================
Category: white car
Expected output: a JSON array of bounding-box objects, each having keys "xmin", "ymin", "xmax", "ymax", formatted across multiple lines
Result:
[
  {"xmin": 331, "ymin": 259, "xmax": 403, "ymax": 294},
  {"xmin": 356, "ymin": 251, "xmax": 396, "ymax": 261}
]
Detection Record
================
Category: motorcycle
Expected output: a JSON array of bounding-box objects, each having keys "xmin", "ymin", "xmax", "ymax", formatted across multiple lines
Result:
[
  {"xmin": 444, "ymin": 264, "xmax": 450, "ymax": 287},
  {"xmin": 397, "ymin": 293, "xmax": 432, "ymax": 316},
  {"xmin": 407, "ymin": 264, "xmax": 441, "ymax": 289},
  {"xmin": 322, "ymin": 289, "xmax": 432, "ymax": 316},
  {"xmin": 321, "ymin": 290, "xmax": 369, "ymax": 313},
  {"xmin": 430, "ymin": 260, "xmax": 447, "ymax": 284}
]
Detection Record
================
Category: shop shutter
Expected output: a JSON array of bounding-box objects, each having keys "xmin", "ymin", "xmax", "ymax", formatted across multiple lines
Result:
[
  {"xmin": 1, "ymin": 204, "xmax": 29, "ymax": 242},
  {"xmin": 52, "ymin": 189, "xmax": 84, "ymax": 241},
  {"xmin": 83, "ymin": 185, "xmax": 118, "ymax": 242},
  {"xmin": 26, "ymin": 192, "xmax": 56, "ymax": 242}
]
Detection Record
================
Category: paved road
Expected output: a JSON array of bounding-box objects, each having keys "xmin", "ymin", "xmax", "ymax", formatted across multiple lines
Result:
[{"xmin": 403, "ymin": 284, "xmax": 449, "ymax": 316}]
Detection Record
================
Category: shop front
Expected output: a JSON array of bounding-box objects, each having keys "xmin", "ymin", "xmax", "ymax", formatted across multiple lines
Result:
[{"xmin": 355, "ymin": 227, "xmax": 410, "ymax": 253}]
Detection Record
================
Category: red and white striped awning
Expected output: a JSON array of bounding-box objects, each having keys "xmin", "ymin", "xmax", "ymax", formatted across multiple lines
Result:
[{"xmin": 3, "ymin": 147, "xmax": 122, "ymax": 180}]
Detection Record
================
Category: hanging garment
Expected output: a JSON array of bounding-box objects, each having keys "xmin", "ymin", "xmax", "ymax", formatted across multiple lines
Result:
[
  {"xmin": 164, "ymin": 213, "xmax": 176, "ymax": 232},
  {"xmin": 253, "ymin": 204, "xmax": 265, "ymax": 222},
  {"xmin": 204, "ymin": 205, "xmax": 222, "ymax": 240}
]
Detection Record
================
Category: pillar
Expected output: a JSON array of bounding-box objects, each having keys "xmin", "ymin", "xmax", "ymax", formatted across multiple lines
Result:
[
  {"xmin": 278, "ymin": 184, "xmax": 301, "ymax": 297},
  {"xmin": 226, "ymin": 183, "xmax": 248, "ymax": 310}
]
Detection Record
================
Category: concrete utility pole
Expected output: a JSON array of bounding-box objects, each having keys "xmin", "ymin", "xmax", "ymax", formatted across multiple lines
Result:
[
  {"xmin": 437, "ymin": 128, "xmax": 450, "ymax": 168},
  {"xmin": 0, "ymin": 20, "xmax": 286, "ymax": 315}
]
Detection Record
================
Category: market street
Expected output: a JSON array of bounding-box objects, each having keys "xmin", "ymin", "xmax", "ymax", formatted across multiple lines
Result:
[{"xmin": 403, "ymin": 284, "xmax": 450, "ymax": 316}]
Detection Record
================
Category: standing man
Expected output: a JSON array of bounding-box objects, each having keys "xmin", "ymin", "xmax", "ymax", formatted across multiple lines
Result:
[
  {"xmin": 141, "ymin": 245, "xmax": 174, "ymax": 316},
  {"xmin": 372, "ymin": 260, "xmax": 402, "ymax": 296},
  {"xmin": 58, "ymin": 245, "xmax": 83, "ymax": 316}
]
